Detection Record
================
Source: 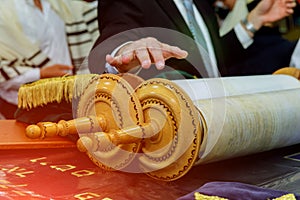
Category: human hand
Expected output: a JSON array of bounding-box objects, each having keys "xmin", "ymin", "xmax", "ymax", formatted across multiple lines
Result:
[
  {"xmin": 40, "ymin": 64, "xmax": 73, "ymax": 78},
  {"xmin": 248, "ymin": 0, "xmax": 296, "ymax": 30},
  {"xmin": 105, "ymin": 37, "xmax": 188, "ymax": 73}
]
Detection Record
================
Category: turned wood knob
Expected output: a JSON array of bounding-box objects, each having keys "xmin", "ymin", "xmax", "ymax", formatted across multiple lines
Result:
[
  {"xmin": 26, "ymin": 124, "xmax": 44, "ymax": 139},
  {"xmin": 25, "ymin": 116, "xmax": 106, "ymax": 139}
]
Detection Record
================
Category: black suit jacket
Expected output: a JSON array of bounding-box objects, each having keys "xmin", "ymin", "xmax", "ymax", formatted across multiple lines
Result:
[{"xmin": 89, "ymin": 0, "xmax": 297, "ymax": 77}]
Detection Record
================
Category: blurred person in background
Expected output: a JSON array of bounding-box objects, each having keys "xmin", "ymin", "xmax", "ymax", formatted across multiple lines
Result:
[
  {"xmin": 0, "ymin": 0, "xmax": 98, "ymax": 119},
  {"xmin": 90, "ymin": 0, "xmax": 297, "ymax": 79},
  {"xmin": 214, "ymin": 0, "xmax": 300, "ymax": 75}
]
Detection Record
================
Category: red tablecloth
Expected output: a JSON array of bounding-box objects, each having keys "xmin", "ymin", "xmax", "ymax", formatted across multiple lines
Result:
[
  {"xmin": 0, "ymin": 148, "xmax": 186, "ymax": 200},
  {"xmin": 0, "ymin": 120, "xmax": 189, "ymax": 200},
  {"xmin": 3, "ymin": 120, "xmax": 299, "ymax": 199}
]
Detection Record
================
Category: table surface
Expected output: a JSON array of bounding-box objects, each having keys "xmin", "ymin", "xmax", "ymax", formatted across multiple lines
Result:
[
  {"xmin": 0, "ymin": 120, "xmax": 76, "ymax": 149},
  {"xmin": 0, "ymin": 120, "xmax": 300, "ymax": 199}
]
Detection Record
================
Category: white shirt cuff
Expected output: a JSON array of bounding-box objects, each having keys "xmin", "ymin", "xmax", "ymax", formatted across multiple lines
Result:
[
  {"xmin": 290, "ymin": 40, "xmax": 300, "ymax": 68},
  {"xmin": 234, "ymin": 23, "xmax": 254, "ymax": 49}
]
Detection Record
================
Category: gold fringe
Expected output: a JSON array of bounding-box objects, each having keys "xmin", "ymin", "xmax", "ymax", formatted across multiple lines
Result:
[
  {"xmin": 18, "ymin": 74, "xmax": 99, "ymax": 110},
  {"xmin": 194, "ymin": 192, "xmax": 228, "ymax": 200},
  {"xmin": 273, "ymin": 194, "xmax": 297, "ymax": 200},
  {"xmin": 193, "ymin": 192, "xmax": 297, "ymax": 200}
]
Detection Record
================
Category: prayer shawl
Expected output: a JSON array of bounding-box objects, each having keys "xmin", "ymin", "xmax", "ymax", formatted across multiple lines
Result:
[{"xmin": 0, "ymin": 0, "xmax": 98, "ymax": 83}]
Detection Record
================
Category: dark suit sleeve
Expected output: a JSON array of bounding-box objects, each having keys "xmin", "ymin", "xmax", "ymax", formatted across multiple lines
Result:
[
  {"xmin": 90, "ymin": 0, "xmax": 178, "ymax": 74},
  {"xmin": 97, "ymin": 0, "xmax": 147, "ymax": 43},
  {"xmin": 88, "ymin": 0, "xmax": 145, "ymax": 74},
  {"xmin": 90, "ymin": 0, "xmax": 259, "ymax": 77},
  {"xmin": 88, "ymin": 0, "xmax": 206, "ymax": 78}
]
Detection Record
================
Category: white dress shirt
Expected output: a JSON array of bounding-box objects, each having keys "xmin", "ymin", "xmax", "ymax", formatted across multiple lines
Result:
[
  {"xmin": 290, "ymin": 40, "xmax": 300, "ymax": 68},
  {"xmin": 173, "ymin": 0, "xmax": 220, "ymax": 77}
]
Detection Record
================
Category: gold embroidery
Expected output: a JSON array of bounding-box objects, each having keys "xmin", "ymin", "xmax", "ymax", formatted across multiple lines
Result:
[
  {"xmin": 194, "ymin": 192, "xmax": 228, "ymax": 200},
  {"xmin": 30, "ymin": 157, "xmax": 49, "ymax": 166},
  {"xmin": 1, "ymin": 166, "xmax": 34, "ymax": 178},
  {"xmin": 50, "ymin": 164, "xmax": 76, "ymax": 172},
  {"xmin": 30, "ymin": 157, "xmax": 47, "ymax": 163},
  {"xmin": 71, "ymin": 170, "xmax": 95, "ymax": 177},
  {"xmin": 11, "ymin": 190, "xmax": 27, "ymax": 196},
  {"xmin": 74, "ymin": 192, "xmax": 101, "ymax": 200},
  {"xmin": 0, "ymin": 180, "xmax": 30, "ymax": 197},
  {"xmin": 272, "ymin": 194, "xmax": 297, "ymax": 200},
  {"xmin": 193, "ymin": 192, "xmax": 297, "ymax": 200}
]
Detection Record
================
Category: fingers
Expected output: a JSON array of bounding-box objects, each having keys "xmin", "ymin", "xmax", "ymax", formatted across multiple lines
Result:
[
  {"xmin": 106, "ymin": 54, "xmax": 122, "ymax": 67},
  {"xmin": 106, "ymin": 37, "xmax": 188, "ymax": 72},
  {"xmin": 145, "ymin": 40, "xmax": 165, "ymax": 70},
  {"xmin": 285, "ymin": 0, "xmax": 297, "ymax": 5},
  {"xmin": 284, "ymin": 0, "xmax": 297, "ymax": 14},
  {"xmin": 286, "ymin": 1, "xmax": 296, "ymax": 14},
  {"xmin": 135, "ymin": 47, "xmax": 152, "ymax": 69},
  {"xmin": 56, "ymin": 64, "xmax": 73, "ymax": 75},
  {"xmin": 40, "ymin": 64, "xmax": 73, "ymax": 78},
  {"xmin": 148, "ymin": 47, "xmax": 165, "ymax": 70},
  {"xmin": 161, "ymin": 44, "xmax": 188, "ymax": 60}
]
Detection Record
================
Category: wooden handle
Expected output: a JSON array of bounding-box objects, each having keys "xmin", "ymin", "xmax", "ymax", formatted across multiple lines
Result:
[
  {"xmin": 77, "ymin": 121, "xmax": 160, "ymax": 153},
  {"xmin": 25, "ymin": 115, "xmax": 107, "ymax": 139}
]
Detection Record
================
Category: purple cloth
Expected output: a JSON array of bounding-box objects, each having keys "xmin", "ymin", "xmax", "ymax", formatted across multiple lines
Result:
[{"xmin": 177, "ymin": 181, "xmax": 300, "ymax": 200}]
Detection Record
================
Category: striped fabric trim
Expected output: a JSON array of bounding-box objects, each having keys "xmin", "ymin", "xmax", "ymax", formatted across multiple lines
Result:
[
  {"xmin": 69, "ymin": 42, "xmax": 94, "ymax": 70},
  {"xmin": 11, "ymin": 66, "xmax": 21, "ymax": 75},
  {"xmin": 69, "ymin": 39, "xmax": 93, "ymax": 47},
  {"xmin": 67, "ymin": 32, "xmax": 92, "ymax": 44},
  {"xmin": 0, "ymin": 68, "xmax": 10, "ymax": 81},
  {"xmin": 0, "ymin": 59, "xmax": 18, "ymax": 81},
  {"xmin": 65, "ymin": 5, "xmax": 99, "ymax": 69},
  {"xmin": 72, "ymin": 58, "xmax": 86, "ymax": 70},
  {"xmin": 82, "ymin": 6, "xmax": 97, "ymax": 16},
  {"xmin": 7, "ymin": 59, "xmax": 18, "ymax": 67},
  {"xmin": 28, "ymin": 50, "xmax": 42, "ymax": 61},
  {"xmin": 0, "ymin": 64, "xmax": 22, "ymax": 81},
  {"xmin": 27, "ymin": 50, "xmax": 50, "ymax": 68},
  {"xmin": 37, "ymin": 57, "xmax": 50, "ymax": 68},
  {"xmin": 0, "ymin": 2, "xmax": 99, "ymax": 82}
]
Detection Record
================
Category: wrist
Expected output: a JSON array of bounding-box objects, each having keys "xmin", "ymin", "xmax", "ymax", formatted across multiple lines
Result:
[
  {"xmin": 40, "ymin": 68, "xmax": 45, "ymax": 78},
  {"xmin": 247, "ymin": 11, "xmax": 264, "ymax": 31},
  {"xmin": 241, "ymin": 17, "xmax": 257, "ymax": 35}
]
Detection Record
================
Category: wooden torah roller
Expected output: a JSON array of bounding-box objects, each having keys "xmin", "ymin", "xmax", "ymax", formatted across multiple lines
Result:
[
  {"xmin": 26, "ymin": 74, "xmax": 145, "ymax": 171},
  {"xmin": 25, "ymin": 73, "xmax": 202, "ymax": 181},
  {"xmin": 25, "ymin": 69, "xmax": 300, "ymax": 181}
]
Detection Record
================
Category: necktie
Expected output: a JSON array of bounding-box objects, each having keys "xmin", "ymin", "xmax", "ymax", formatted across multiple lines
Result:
[
  {"xmin": 182, "ymin": 0, "xmax": 208, "ymax": 51},
  {"xmin": 182, "ymin": 0, "xmax": 220, "ymax": 78}
]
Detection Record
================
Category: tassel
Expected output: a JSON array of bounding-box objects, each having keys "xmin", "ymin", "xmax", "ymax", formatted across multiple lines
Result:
[{"xmin": 18, "ymin": 74, "xmax": 98, "ymax": 110}]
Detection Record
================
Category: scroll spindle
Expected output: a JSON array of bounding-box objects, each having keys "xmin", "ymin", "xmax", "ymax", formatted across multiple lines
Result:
[
  {"xmin": 77, "ymin": 77, "xmax": 202, "ymax": 179},
  {"xmin": 77, "ymin": 120, "xmax": 160, "ymax": 153},
  {"xmin": 25, "ymin": 115, "xmax": 107, "ymax": 139}
]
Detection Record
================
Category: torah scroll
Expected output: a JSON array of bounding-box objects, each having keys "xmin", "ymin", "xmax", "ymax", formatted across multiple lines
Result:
[
  {"xmin": 23, "ymin": 73, "xmax": 300, "ymax": 181},
  {"xmin": 173, "ymin": 75, "xmax": 300, "ymax": 164}
]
